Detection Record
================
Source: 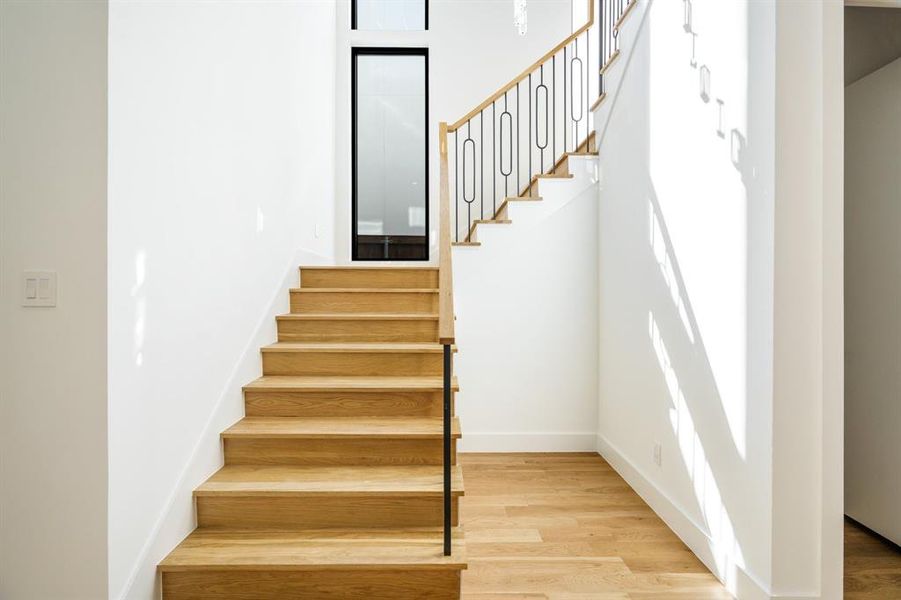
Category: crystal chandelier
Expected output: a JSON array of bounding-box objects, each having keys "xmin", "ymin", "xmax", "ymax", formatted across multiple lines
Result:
[{"xmin": 513, "ymin": 0, "xmax": 527, "ymax": 36}]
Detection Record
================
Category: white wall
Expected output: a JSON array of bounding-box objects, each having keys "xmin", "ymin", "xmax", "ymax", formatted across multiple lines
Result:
[
  {"xmin": 333, "ymin": 0, "xmax": 573, "ymax": 263},
  {"xmin": 593, "ymin": 0, "xmax": 843, "ymax": 598},
  {"xmin": 844, "ymin": 55, "xmax": 901, "ymax": 546},
  {"xmin": 107, "ymin": 2, "xmax": 336, "ymax": 598},
  {"xmin": 0, "ymin": 1, "xmax": 109, "ymax": 598},
  {"xmin": 772, "ymin": 3, "xmax": 844, "ymax": 598},
  {"xmin": 454, "ymin": 157, "xmax": 599, "ymax": 452}
]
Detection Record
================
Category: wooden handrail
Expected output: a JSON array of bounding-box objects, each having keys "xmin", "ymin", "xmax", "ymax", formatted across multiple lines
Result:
[
  {"xmin": 447, "ymin": 0, "xmax": 595, "ymax": 133},
  {"xmin": 438, "ymin": 121, "xmax": 455, "ymax": 345}
]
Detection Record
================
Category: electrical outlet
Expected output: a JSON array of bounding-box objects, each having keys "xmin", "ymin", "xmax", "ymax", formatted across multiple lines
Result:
[{"xmin": 653, "ymin": 442, "xmax": 663, "ymax": 467}]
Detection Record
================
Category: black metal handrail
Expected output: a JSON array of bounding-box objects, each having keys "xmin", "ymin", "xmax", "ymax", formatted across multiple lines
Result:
[{"xmin": 442, "ymin": 343, "xmax": 452, "ymax": 555}]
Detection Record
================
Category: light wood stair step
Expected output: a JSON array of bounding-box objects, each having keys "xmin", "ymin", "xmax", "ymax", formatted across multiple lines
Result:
[
  {"xmin": 518, "ymin": 171, "xmax": 576, "ymax": 198},
  {"xmin": 493, "ymin": 196, "xmax": 543, "ymax": 220},
  {"xmin": 290, "ymin": 288, "xmax": 438, "ymax": 314},
  {"xmin": 601, "ymin": 49, "xmax": 621, "ymax": 75},
  {"xmin": 466, "ymin": 219, "xmax": 512, "ymax": 243},
  {"xmin": 223, "ymin": 416, "xmax": 461, "ymax": 439},
  {"xmin": 196, "ymin": 464, "xmax": 464, "ymax": 496},
  {"xmin": 222, "ymin": 417, "xmax": 461, "ymax": 466},
  {"xmin": 300, "ymin": 266, "xmax": 438, "ymax": 289},
  {"xmin": 260, "ymin": 342, "xmax": 453, "ymax": 377},
  {"xmin": 244, "ymin": 375, "xmax": 459, "ymax": 393},
  {"xmin": 590, "ymin": 92, "xmax": 607, "ymax": 112},
  {"xmin": 159, "ymin": 528, "xmax": 466, "ymax": 570},
  {"xmin": 194, "ymin": 464, "xmax": 464, "ymax": 529},
  {"xmin": 550, "ymin": 150, "xmax": 599, "ymax": 177},
  {"xmin": 613, "ymin": 0, "xmax": 638, "ymax": 34},
  {"xmin": 160, "ymin": 529, "xmax": 466, "ymax": 599},
  {"xmin": 243, "ymin": 375, "xmax": 459, "ymax": 418},
  {"xmin": 276, "ymin": 313, "xmax": 439, "ymax": 343}
]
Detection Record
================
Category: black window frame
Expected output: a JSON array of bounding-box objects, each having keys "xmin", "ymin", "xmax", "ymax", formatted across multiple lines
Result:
[
  {"xmin": 351, "ymin": 0, "xmax": 429, "ymax": 31},
  {"xmin": 351, "ymin": 46, "xmax": 430, "ymax": 262}
]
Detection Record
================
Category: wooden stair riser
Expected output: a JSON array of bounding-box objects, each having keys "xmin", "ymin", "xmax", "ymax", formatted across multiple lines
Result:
[
  {"xmin": 290, "ymin": 291, "xmax": 437, "ymax": 314},
  {"xmin": 301, "ymin": 268, "xmax": 438, "ymax": 289},
  {"xmin": 224, "ymin": 438, "xmax": 457, "ymax": 467},
  {"xmin": 262, "ymin": 350, "xmax": 444, "ymax": 377},
  {"xmin": 245, "ymin": 390, "xmax": 453, "ymax": 418},
  {"xmin": 277, "ymin": 318, "xmax": 438, "ymax": 343},
  {"xmin": 162, "ymin": 570, "xmax": 461, "ymax": 600},
  {"xmin": 196, "ymin": 495, "xmax": 460, "ymax": 529}
]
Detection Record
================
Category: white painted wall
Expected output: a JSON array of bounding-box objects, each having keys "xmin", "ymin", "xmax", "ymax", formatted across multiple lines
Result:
[
  {"xmin": 593, "ymin": 0, "xmax": 843, "ymax": 598},
  {"xmin": 107, "ymin": 2, "xmax": 336, "ymax": 598},
  {"xmin": 0, "ymin": 1, "xmax": 109, "ymax": 598},
  {"xmin": 772, "ymin": 3, "xmax": 844, "ymax": 598},
  {"xmin": 844, "ymin": 55, "xmax": 901, "ymax": 546},
  {"xmin": 334, "ymin": 0, "xmax": 573, "ymax": 263},
  {"xmin": 454, "ymin": 157, "xmax": 599, "ymax": 452}
]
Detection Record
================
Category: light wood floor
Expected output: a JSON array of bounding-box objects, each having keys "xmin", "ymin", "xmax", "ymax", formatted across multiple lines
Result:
[
  {"xmin": 845, "ymin": 517, "xmax": 901, "ymax": 599},
  {"xmin": 460, "ymin": 453, "xmax": 901, "ymax": 599},
  {"xmin": 459, "ymin": 453, "xmax": 733, "ymax": 599}
]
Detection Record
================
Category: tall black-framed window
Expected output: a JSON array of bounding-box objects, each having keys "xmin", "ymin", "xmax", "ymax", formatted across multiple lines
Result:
[
  {"xmin": 351, "ymin": 47, "xmax": 429, "ymax": 261},
  {"xmin": 351, "ymin": 0, "xmax": 428, "ymax": 31}
]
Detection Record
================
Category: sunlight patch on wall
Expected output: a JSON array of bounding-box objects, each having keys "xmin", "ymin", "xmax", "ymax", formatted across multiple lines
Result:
[
  {"xmin": 648, "ymin": 0, "xmax": 749, "ymax": 460},
  {"xmin": 649, "ymin": 203, "xmax": 694, "ymax": 344},
  {"xmin": 649, "ymin": 310, "xmax": 746, "ymax": 593}
]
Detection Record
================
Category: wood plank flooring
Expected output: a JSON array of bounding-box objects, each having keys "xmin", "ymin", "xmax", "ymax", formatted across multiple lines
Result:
[
  {"xmin": 459, "ymin": 453, "xmax": 733, "ymax": 599},
  {"xmin": 845, "ymin": 517, "xmax": 901, "ymax": 599},
  {"xmin": 460, "ymin": 453, "xmax": 901, "ymax": 599}
]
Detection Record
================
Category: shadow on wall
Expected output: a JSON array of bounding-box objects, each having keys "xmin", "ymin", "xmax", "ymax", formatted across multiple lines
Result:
[{"xmin": 599, "ymin": 0, "xmax": 769, "ymax": 594}]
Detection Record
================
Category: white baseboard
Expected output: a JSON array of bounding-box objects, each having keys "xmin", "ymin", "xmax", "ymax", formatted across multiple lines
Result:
[
  {"xmin": 596, "ymin": 433, "xmax": 782, "ymax": 600},
  {"xmin": 459, "ymin": 432, "xmax": 598, "ymax": 452}
]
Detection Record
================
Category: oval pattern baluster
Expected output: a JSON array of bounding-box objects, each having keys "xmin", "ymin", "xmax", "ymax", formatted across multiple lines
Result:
[
  {"xmin": 499, "ymin": 94, "xmax": 513, "ymax": 200},
  {"xmin": 462, "ymin": 122, "xmax": 476, "ymax": 240},
  {"xmin": 535, "ymin": 64, "xmax": 549, "ymax": 173}
]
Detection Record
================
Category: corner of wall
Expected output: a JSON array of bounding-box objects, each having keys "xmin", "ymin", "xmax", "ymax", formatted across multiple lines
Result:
[{"xmin": 597, "ymin": 434, "xmax": 776, "ymax": 600}]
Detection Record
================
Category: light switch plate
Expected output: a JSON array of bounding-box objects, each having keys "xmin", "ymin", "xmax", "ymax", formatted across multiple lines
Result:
[{"xmin": 22, "ymin": 270, "xmax": 57, "ymax": 307}]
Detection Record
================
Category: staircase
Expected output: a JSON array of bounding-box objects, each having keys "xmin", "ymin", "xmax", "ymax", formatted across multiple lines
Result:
[
  {"xmin": 158, "ymin": 266, "xmax": 466, "ymax": 599},
  {"xmin": 157, "ymin": 0, "xmax": 639, "ymax": 596}
]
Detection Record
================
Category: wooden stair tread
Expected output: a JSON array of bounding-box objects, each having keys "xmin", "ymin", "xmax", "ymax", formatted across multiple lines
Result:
[
  {"xmin": 159, "ymin": 528, "xmax": 466, "ymax": 571},
  {"xmin": 244, "ymin": 375, "xmax": 459, "ymax": 392},
  {"xmin": 196, "ymin": 464, "xmax": 464, "ymax": 496},
  {"xmin": 290, "ymin": 288, "xmax": 437, "ymax": 293},
  {"xmin": 277, "ymin": 313, "xmax": 438, "ymax": 321},
  {"xmin": 601, "ymin": 49, "xmax": 621, "ymax": 74},
  {"xmin": 613, "ymin": 0, "xmax": 638, "ymax": 33},
  {"xmin": 492, "ymin": 196, "xmax": 544, "ymax": 220},
  {"xmin": 301, "ymin": 266, "xmax": 438, "ymax": 270},
  {"xmin": 261, "ymin": 342, "xmax": 451, "ymax": 353},
  {"xmin": 223, "ymin": 416, "xmax": 462, "ymax": 439},
  {"xmin": 465, "ymin": 218, "xmax": 514, "ymax": 242}
]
